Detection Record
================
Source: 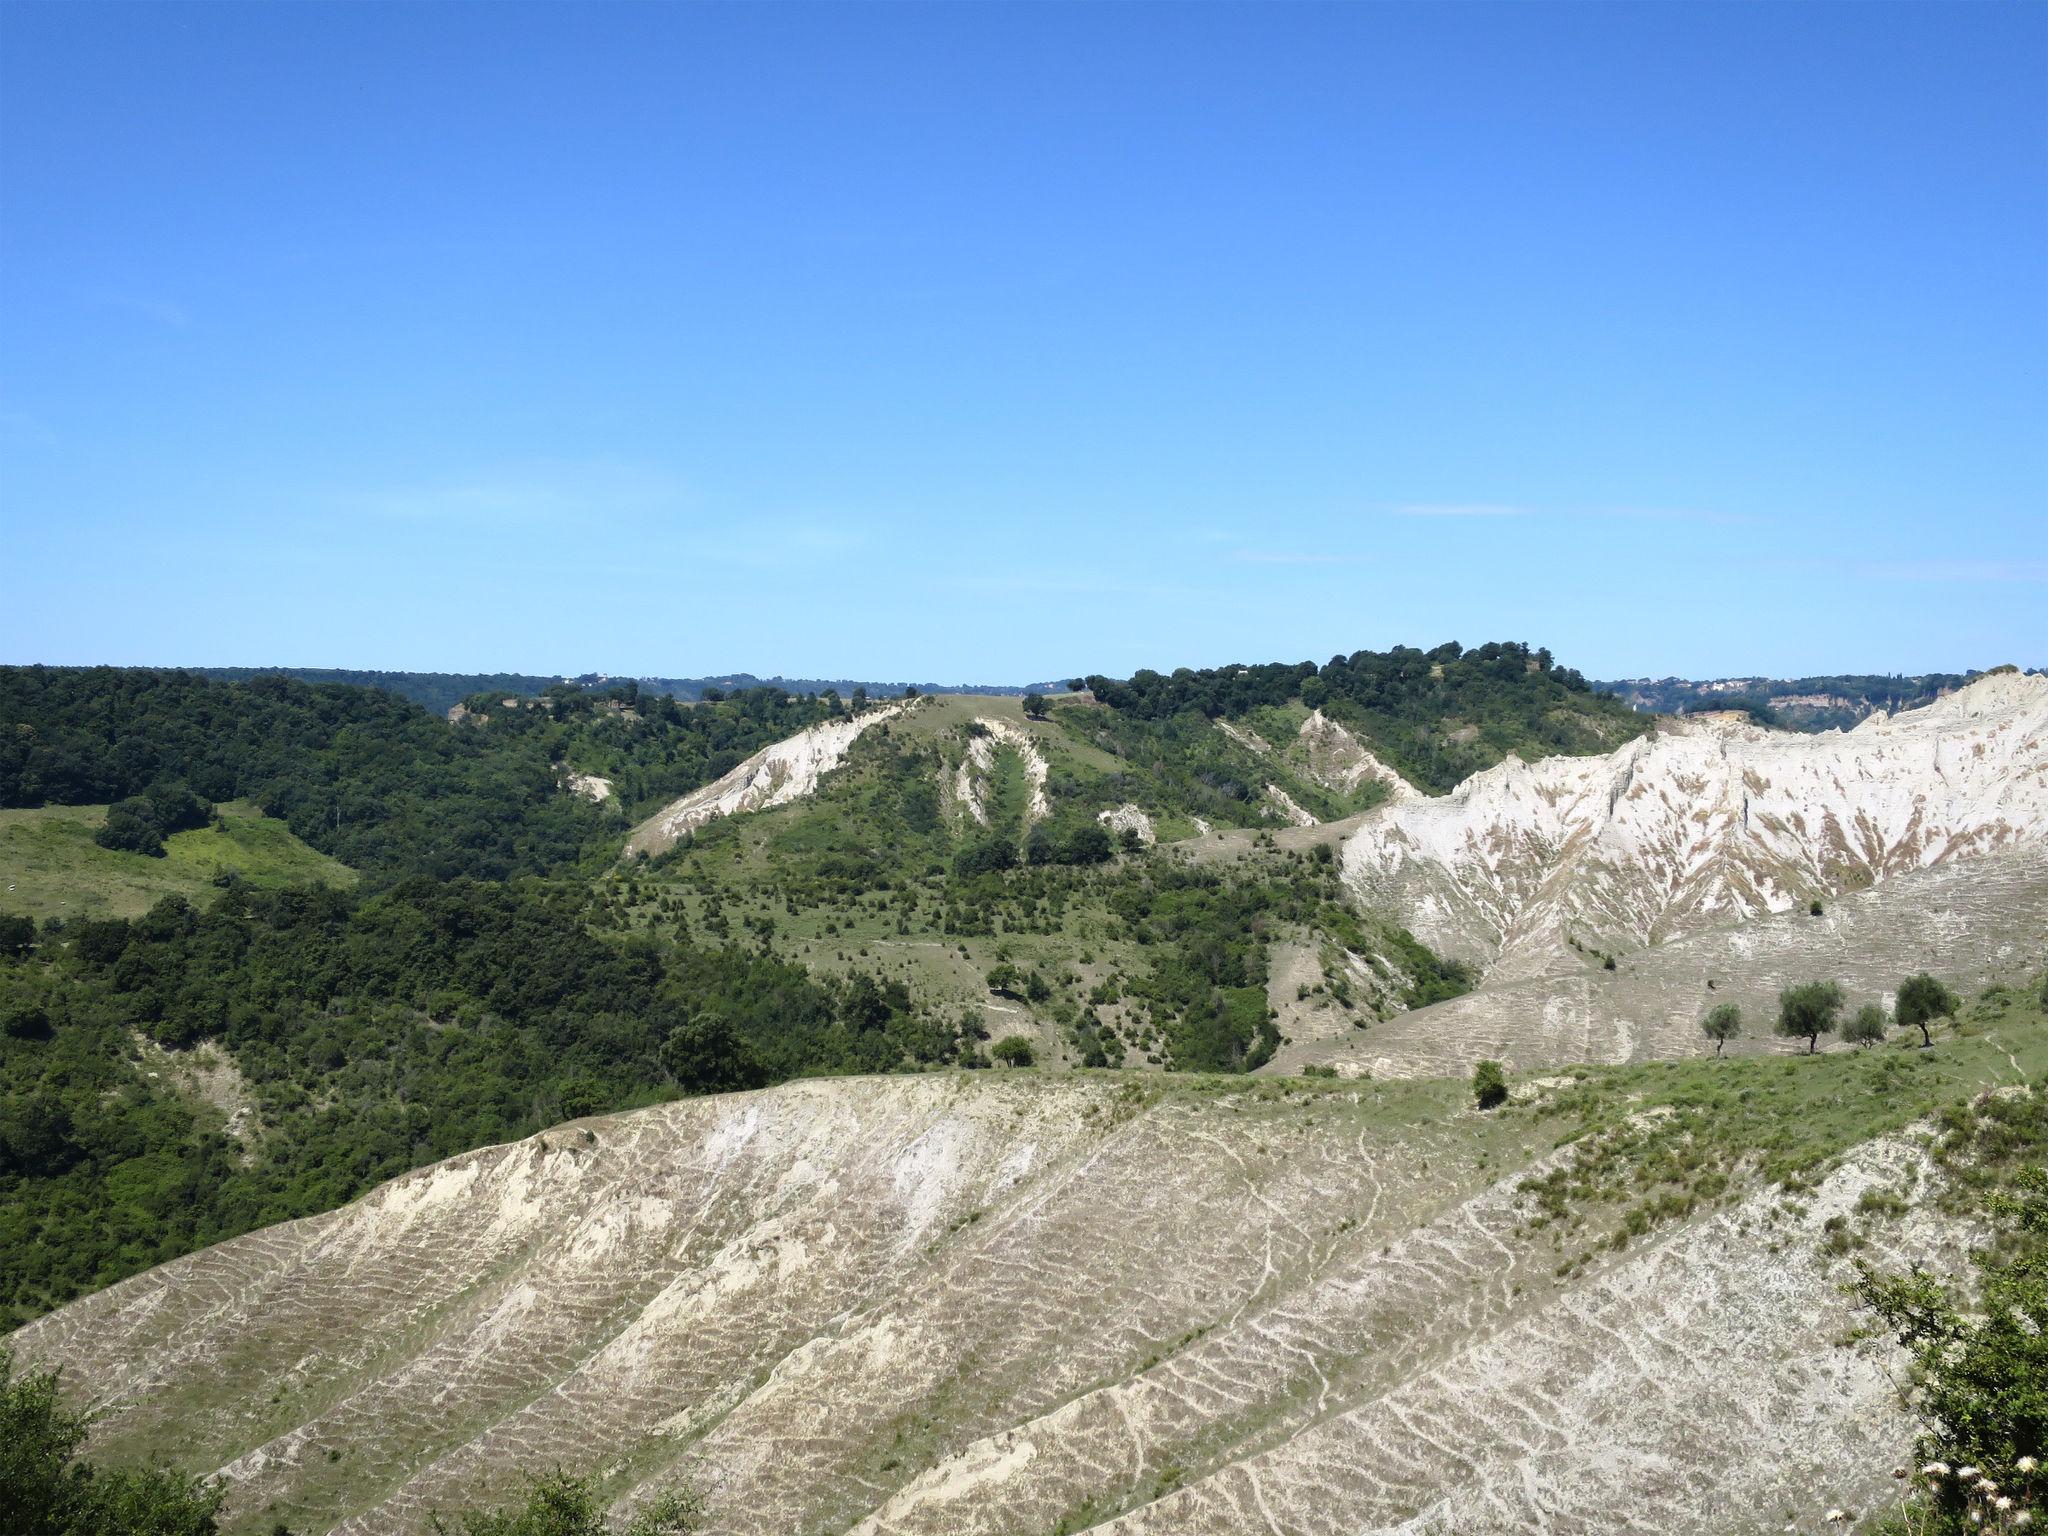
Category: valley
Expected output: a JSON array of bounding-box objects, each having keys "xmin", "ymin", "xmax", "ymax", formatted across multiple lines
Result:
[{"xmin": 3, "ymin": 651, "xmax": 2043, "ymax": 1535}]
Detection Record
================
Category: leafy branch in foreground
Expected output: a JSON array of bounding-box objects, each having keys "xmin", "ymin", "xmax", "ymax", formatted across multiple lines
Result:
[
  {"xmin": 1853, "ymin": 1084, "xmax": 2048, "ymax": 1534},
  {"xmin": 0, "ymin": 1349, "xmax": 223, "ymax": 1536}
]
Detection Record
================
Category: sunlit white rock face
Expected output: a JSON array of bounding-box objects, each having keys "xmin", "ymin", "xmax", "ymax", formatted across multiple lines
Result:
[
  {"xmin": 1295, "ymin": 708, "xmax": 1417, "ymax": 802},
  {"xmin": 951, "ymin": 717, "xmax": 1051, "ymax": 828},
  {"xmin": 10, "ymin": 1075, "xmax": 1963, "ymax": 1536},
  {"xmin": 625, "ymin": 704, "xmax": 908, "ymax": 854},
  {"xmin": 1342, "ymin": 671, "xmax": 2048, "ymax": 976}
]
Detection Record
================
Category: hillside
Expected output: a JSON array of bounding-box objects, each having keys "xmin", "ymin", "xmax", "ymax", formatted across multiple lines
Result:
[
  {"xmin": 1595, "ymin": 670, "xmax": 2000, "ymax": 731},
  {"xmin": 0, "ymin": 667, "xmax": 843, "ymax": 879},
  {"xmin": 1268, "ymin": 670, "xmax": 2048, "ymax": 1079},
  {"xmin": 3, "ymin": 656, "xmax": 2044, "ymax": 1536},
  {"xmin": 12, "ymin": 983, "xmax": 2044, "ymax": 1536},
  {"xmin": 180, "ymin": 666, "xmax": 1032, "ymax": 714},
  {"xmin": 0, "ymin": 800, "xmax": 355, "ymax": 922}
]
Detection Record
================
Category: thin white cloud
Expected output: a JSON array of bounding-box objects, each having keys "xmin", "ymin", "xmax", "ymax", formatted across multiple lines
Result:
[
  {"xmin": 330, "ymin": 461, "xmax": 688, "ymax": 524},
  {"xmin": 1583, "ymin": 505, "xmax": 1761, "ymax": 527},
  {"xmin": 1231, "ymin": 550, "xmax": 1358, "ymax": 566},
  {"xmin": 89, "ymin": 291, "xmax": 192, "ymax": 329},
  {"xmin": 1852, "ymin": 559, "xmax": 2048, "ymax": 584},
  {"xmin": 1388, "ymin": 503, "xmax": 1534, "ymax": 518}
]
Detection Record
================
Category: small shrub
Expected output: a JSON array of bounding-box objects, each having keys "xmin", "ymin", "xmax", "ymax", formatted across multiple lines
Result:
[
  {"xmin": 1472, "ymin": 1059, "xmax": 1508, "ymax": 1110},
  {"xmin": 990, "ymin": 1035, "xmax": 1035, "ymax": 1067}
]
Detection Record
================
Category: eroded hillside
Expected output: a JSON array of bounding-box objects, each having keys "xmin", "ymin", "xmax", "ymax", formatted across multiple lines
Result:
[{"xmin": 14, "ymin": 997, "xmax": 2046, "ymax": 1536}]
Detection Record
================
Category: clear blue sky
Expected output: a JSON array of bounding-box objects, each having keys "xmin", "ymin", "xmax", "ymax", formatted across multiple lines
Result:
[{"xmin": 2, "ymin": 2, "xmax": 2042, "ymax": 685}]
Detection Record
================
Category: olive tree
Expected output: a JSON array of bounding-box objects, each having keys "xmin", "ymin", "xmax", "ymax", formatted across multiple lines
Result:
[
  {"xmin": 1700, "ymin": 1002, "xmax": 1742, "ymax": 1057},
  {"xmin": 1895, "ymin": 973, "xmax": 1959, "ymax": 1049},
  {"xmin": 1843, "ymin": 1002, "xmax": 1889, "ymax": 1048},
  {"xmin": 1776, "ymin": 980, "xmax": 1845, "ymax": 1055}
]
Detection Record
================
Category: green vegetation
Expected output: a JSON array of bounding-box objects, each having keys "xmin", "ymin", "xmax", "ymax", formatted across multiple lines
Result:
[
  {"xmin": 1777, "ymin": 979, "xmax": 1845, "ymax": 1054},
  {"xmin": 1855, "ymin": 1088, "xmax": 2046, "ymax": 1534},
  {"xmin": 1845, "ymin": 1002, "xmax": 1890, "ymax": 1048},
  {"xmin": 1085, "ymin": 639, "xmax": 1646, "ymax": 792},
  {"xmin": 1, "ymin": 667, "xmax": 839, "ymax": 880},
  {"xmin": 1901, "ymin": 972, "xmax": 1962, "ymax": 1048},
  {"xmin": 1700, "ymin": 1001, "xmax": 1742, "ymax": 1056},
  {"xmin": 94, "ymin": 783, "xmax": 211, "ymax": 857},
  {"xmin": 0, "ymin": 802, "xmax": 356, "ymax": 922},
  {"xmin": 1472, "ymin": 1059, "xmax": 1508, "ymax": 1110},
  {"xmin": 1516, "ymin": 976, "xmax": 2046, "ymax": 1275},
  {"xmin": 0, "ymin": 879, "xmax": 974, "ymax": 1325},
  {"xmin": 1, "ymin": 1349, "xmax": 224, "ymax": 1535},
  {"xmin": 428, "ymin": 1471, "xmax": 704, "ymax": 1536}
]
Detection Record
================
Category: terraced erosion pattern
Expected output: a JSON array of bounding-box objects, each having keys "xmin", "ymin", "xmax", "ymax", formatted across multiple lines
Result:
[
  {"xmin": 1281, "ymin": 671, "xmax": 2048, "ymax": 1079},
  {"xmin": 8, "ymin": 1074, "xmax": 1975, "ymax": 1535}
]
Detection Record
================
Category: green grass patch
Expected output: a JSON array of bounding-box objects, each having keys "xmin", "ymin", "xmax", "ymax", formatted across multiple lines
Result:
[{"xmin": 0, "ymin": 801, "xmax": 356, "ymax": 922}]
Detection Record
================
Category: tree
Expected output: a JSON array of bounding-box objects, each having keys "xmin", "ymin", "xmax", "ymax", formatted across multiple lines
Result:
[
  {"xmin": 1777, "ymin": 980, "xmax": 1845, "ymax": 1055},
  {"xmin": 990, "ymin": 1034, "xmax": 1035, "ymax": 1067},
  {"xmin": 1066, "ymin": 679, "xmax": 1085, "ymax": 692},
  {"xmin": 427, "ymin": 1469, "xmax": 702, "ymax": 1536},
  {"xmin": 94, "ymin": 803, "xmax": 165, "ymax": 857},
  {"xmin": 1471, "ymin": 1059, "xmax": 1508, "ymax": 1110},
  {"xmin": 1843, "ymin": 1002, "xmax": 1889, "ymax": 1048},
  {"xmin": 1896, "ymin": 973, "xmax": 1960, "ymax": 1048},
  {"xmin": 0, "ymin": 915, "xmax": 32, "ymax": 957},
  {"xmin": 1, "ymin": 1349, "xmax": 226, "ymax": 1535},
  {"xmin": 1021, "ymin": 693, "xmax": 1049, "ymax": 720},
  {"xmin": 1299, "ymin": 675, "xmax": 1330, "ymax": 710},
  {"xmin": 1700, "ymin": 1002, "xmax": 1741, "ymax": 1057}
]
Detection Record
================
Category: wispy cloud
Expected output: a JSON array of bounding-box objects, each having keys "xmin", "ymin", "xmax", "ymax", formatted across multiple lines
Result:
[
  {"xmin": 88, "ymin": 291, "xmax": 192, "ymax": 329},
  {"xmin": 330, "ymin": 461, "xmax": 687, "ymax": 525},
  {"xmin": 699, "ymin": 515, "xmax": 869, "ymax": 565},
  {"xmin": 1386, "ymin": 501, "xmax": 1754, "ymax": 525},
  {"xmin": 1231, "ymin": 550, "xmax": 1359, "ymax": 566},
  {"xmin": 1851, "ymin": 559, "xmax": 2048, "ymax": 584},
  {"xmin": 1582, "ymin": 505, "xmax": 1761, "ymax": 527},
  {"xmin": 1388, "ymin": 503, "xmax": 1533, "ymax": 519}
]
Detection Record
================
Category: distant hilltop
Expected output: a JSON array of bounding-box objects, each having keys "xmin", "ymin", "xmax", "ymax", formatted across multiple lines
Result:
[
  {"xmin": 1591, "ymin": 668, "xmax": 2039, "ymax": 731},
  {"xmin": 183, "ymin": 666, "xmax": 1042, "ymax": 715}
]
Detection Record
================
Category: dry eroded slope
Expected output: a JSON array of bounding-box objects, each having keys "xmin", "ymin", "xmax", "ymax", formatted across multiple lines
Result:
[{"xmin": 11, "ymin": 1073, "xmax": 1972, "ymax": 1536}]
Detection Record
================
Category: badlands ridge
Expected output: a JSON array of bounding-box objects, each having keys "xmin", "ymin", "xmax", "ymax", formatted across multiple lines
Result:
[{"xmin": 10, "ymin": 671, "xmax": 2045, "ymax": 1535}]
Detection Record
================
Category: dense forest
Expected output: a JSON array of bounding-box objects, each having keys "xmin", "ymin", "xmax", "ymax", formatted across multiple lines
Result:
[
  {"xmin": 0, "ymin": 878, "xmax": 977, "ymax": 1326},
  {"xmin": 0, "ymin": 657, "xmax": 1484, "ymax": 1324},
  {"xmin": 0, "ymin": 667, "xmax": 839, "ymax": 880},
  {"xmin": 1085, "ymin": 640, "xmax": 1646, "ymax": 791},
  {"xmin": 182, "ymin": 665, "xmax": 1028, "ymax": 713}
]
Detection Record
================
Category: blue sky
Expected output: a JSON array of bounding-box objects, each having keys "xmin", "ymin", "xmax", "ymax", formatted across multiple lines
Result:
[{"xmin": 2, "ymin": 2, "xmax": 2042, "ymax": 684}]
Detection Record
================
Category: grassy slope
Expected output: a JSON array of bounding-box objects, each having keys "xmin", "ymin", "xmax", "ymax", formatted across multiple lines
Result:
[
  {"xmin": 607, "ymin": 698, "xmax": 1464, "ymax": 1071},
  {"xmin": 0, "ymin": 800, "xmax": 356, "ymax": 921},
  {"xmin": 28, "ymin": 980, "xmax": 2044, "ymax": 1536},
  {"xmin": 1508, "ymin": 979, "xmax": 2048, "ymax": 1269}
]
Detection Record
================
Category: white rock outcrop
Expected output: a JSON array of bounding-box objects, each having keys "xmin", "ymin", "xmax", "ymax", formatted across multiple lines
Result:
[
  {"xmin": 1096, "ymin": 804, "xmax": 1156, "ymax": 846},
  {"xmin": 626, "ymin": 705, "xmax": 907, "ymax": 854},
  {"xmin": 1264, "ymin": 784, "xmax": 1318, "ymax": 827},
  {"xmin": 1341, "ymin": 670, "xmax": 2048, "ymax": 976},
  {"xmin": 563, "ymin": 771, "xmax": 613, "ymax": 803},
  {"xmin": 951, "ymin": 719, "xmax": 1051, "ymax": 827},
  {"xmin": 1295, "ymin": 710, "xmax": 1416, "ymax": 802}
]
